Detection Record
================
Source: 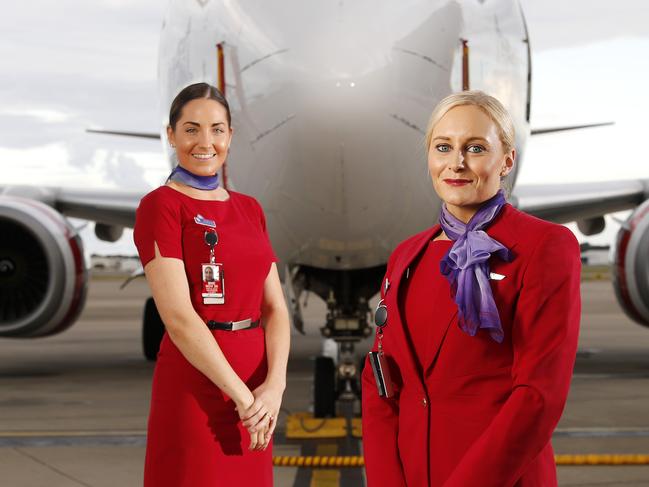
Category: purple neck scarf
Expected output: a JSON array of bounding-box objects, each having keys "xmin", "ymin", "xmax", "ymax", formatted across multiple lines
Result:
[
  {"xmin": 167, "ymin": 165, "xmax": 220, "ymax": 190},
  {"xmin": 439, "ymin": 190, "xmax": 512, "ymax": 343}
]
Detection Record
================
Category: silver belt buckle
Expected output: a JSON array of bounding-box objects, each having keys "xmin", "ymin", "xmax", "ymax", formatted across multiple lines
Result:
[{"xmin": 231, "ymin": 318, "xmax": 252, "ymax": 331}]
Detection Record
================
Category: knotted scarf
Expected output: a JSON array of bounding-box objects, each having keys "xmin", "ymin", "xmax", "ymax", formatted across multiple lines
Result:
[{"xmin": 439, "ymin": 190, "xmax": 512, "ymax": 343}]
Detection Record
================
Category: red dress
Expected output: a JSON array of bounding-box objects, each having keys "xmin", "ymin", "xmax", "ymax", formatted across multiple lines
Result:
[{"xmin": 133, "ymin": 185, "xmax": 276, "ymax": 487}]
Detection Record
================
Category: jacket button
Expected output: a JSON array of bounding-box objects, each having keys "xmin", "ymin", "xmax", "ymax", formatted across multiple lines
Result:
[{"xmin": 421, "ymin": 397, "xmax": 428, "ymax": 407}]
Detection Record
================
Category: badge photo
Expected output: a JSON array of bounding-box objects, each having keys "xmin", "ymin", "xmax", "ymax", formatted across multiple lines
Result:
[{"xmin": 202, "ymin": 263, "xmax": 225, "ymax": 304}]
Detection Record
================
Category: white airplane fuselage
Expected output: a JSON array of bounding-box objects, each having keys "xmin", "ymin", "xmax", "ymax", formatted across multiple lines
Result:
[
  {"xmin": 5, "ymin": 0, "xmax": 649, "ymax": 350},
  {"xmin": 158, "ymin": 0, "xmax": 530, "ymax": 272}
]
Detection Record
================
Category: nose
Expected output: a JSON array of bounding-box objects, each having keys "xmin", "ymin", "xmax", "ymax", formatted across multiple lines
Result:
[
  {"xmin": 450, "ymin": 151, "xmax": 465, "ymax": 172},
  {"xmin": 197, "ymin": 129, "xmax": 213, "ymax": 148}
]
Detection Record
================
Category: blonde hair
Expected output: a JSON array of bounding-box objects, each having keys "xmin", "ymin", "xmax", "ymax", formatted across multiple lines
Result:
[{"xmin": 424, "ymin": 90, "xmax": 515, "ymax": 153}]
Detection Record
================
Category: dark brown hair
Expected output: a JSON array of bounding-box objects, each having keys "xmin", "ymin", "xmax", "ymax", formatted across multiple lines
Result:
[{"xmin": 168, "ymin": 82, "xmax": 231, "ymax": 130}]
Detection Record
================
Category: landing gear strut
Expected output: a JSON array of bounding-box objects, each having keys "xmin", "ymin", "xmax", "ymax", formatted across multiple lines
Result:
[
  {"xmin": 313, "ymin": 291, "xmax": 372, "ymax": 418},
  {"xmin": 285, "ymin": 264, "xmax": 384, "ymax": 418}
]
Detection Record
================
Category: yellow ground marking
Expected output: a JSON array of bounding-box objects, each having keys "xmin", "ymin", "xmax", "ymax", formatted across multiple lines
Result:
[
  {"xmin": 311, "ymin": 444, "xmax": 340, "ymax": 487},
  {"xmin": 285, "ymin": 412, "xmax": 362, "ymax": 439}
]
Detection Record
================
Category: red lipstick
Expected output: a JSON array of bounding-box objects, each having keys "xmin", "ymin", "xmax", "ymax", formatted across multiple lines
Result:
[{"xmin": 444, "ymin": 178, "xmax": 472, "ymax": 187}]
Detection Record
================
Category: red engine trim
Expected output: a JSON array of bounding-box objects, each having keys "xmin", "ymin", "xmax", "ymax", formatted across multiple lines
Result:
[
  {"xmin": 45, "ymin": 232, "xmax": 87, "ymax": 336},
  {"xmin": 614, "ymin": 226, "xmax": 645, "ymax": 324}
]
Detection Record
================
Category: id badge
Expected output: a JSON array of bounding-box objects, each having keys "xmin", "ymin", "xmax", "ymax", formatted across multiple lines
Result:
[
  {"xmin": 202, "ymin": 263, "xmax": 225, "ymax": 304},
  {"xmin": 368, "ymin": 351, "xmax": 394, "ymax": 398}
]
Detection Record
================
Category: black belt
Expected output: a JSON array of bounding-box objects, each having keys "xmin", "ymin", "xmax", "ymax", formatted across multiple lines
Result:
[{"xmin": 206, "ymin": 318, "xmax": 260, "ymax": 331}]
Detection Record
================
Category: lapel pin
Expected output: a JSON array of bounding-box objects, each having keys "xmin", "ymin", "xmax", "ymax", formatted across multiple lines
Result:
[
  {"xmin": 194, "ymin": 214, "xmax": 216, "ymax": 228},
  {"xmin": 489, "ymin": 272, "xmax": 506, "ymax": 281}
]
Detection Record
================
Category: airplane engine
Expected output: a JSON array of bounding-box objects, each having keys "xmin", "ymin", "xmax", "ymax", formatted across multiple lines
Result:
[
  {"xmin": 612, "ymin": 199, "xmax": 649, "ymax": 327},
  {"xmin": 0, "ymin": 197, "xmax": 88, "ymax": 337}
]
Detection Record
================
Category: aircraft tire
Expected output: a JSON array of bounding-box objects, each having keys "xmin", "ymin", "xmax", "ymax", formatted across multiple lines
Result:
[
  {"xmin": 314, "ymin": 356, "xmax": 336, "ymax": 418},
  {"xmin": 142, "ymin": 297, "xmax": 165, "ymax": 361}
]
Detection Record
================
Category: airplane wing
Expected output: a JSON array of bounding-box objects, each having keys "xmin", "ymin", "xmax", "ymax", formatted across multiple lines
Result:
[
  {"xmin": 5, "ymin": 178, "xmax": 648, "ymax": 235},
  {"xmin": 53, "ymin": 187, "xmax": 142, "ymax": 228},
  {"xmin": 56, "ymin": 179, "xmax": 649, "ymax": 233},
  {"xmin": 0, "ymin": 185, "xmax": 141, "ymax": 228},
  {"xmin": 512, "ymin": 179, "xmax": 649, "ymax": 226}
]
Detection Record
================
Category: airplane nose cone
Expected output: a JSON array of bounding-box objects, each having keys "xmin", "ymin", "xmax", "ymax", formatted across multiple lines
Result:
[
  {"xmin": 236, "ymin": 65, "xmax": 432, "ymax": 269},
  {"xmin": 220, "ymin": 7, "xmax": 459, "ymax": 268}
]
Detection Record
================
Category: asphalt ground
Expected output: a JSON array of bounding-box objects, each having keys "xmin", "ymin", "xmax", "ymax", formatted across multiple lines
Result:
[{"xmin": 1, "ymin": 272, "xmax": 649, "ymax": 486}]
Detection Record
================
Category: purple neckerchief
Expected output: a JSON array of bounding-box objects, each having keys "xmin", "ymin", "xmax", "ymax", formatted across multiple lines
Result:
[
  {"xmin": 167, "ymin": 165, "xmax": 220, "ymax": 190},
  {"xmin": 439, "ymin": 190, "xmax": 512, "ymax": 343}
]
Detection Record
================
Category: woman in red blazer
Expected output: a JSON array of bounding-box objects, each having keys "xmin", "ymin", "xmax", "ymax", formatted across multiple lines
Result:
[{"xmin": 362, "ymin": 91, "xmax": 581, "ymax": 487}]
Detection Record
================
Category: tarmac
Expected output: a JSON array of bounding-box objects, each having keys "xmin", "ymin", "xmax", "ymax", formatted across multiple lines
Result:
[{"xmin": 1, "ymin": 271, "xmax": 649, "ymax": 486}]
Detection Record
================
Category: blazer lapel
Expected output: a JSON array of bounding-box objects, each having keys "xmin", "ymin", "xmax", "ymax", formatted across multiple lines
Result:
[{"xmin": 388, "ymin": 225, "xmax": 440, "ymax": 383}]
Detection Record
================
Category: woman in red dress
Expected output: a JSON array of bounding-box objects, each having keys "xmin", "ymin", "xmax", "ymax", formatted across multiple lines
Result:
[
  {"xmin": 362, "ymin": 91, "xmax": 581, "ymax": 486},
  {"xmin": 134, "ymin": 83, "xmax": 290, "ymax": 486}
]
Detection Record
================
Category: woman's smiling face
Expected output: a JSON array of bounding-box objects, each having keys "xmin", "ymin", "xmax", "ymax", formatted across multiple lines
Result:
[
  {"xmin": 167, "ymin": 98, "xmax": 232, "ymax": 177},
  {"xmin": 427, "ymin": 104, "xmax": 514, "ymax": 223}
]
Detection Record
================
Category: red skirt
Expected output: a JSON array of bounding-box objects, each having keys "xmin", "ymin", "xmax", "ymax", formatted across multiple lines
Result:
[{"xmin": 144, "ymin": 327, "xmax": 272, "ymax": 486}]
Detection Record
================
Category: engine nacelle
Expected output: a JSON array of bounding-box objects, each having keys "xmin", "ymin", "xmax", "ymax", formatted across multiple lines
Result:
[
  {"xmin": 612, "ymin": 199, "xmax": 649, "ymax": 327},
  {"xmin": 0, "ymin": 196, "xmax": 88, "ymax": 337}
]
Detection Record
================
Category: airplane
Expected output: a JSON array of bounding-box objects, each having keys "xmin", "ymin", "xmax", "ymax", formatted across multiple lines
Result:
[{"xmin": 1, "ymin": 0, "xmax": 648, "ymax": 416}]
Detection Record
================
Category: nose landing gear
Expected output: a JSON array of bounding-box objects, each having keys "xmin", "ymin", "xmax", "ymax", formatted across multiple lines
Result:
[{"xmin": 313, "ymin": 292, "xmax": 372, "ymax": 418}]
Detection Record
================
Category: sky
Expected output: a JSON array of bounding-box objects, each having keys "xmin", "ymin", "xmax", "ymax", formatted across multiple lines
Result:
[{"xmin": 0, "ymin": 0, "xmax": 648, "ymax": 257}]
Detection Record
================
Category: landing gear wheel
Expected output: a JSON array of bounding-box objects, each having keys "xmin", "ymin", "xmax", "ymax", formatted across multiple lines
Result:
[
  {"xmin": 142, "ymin": 297, "xmax": 165, "ymax": 361},
  {"xmin": 314, "ymin": 356, "xmax": 336, "ymax": 418}
]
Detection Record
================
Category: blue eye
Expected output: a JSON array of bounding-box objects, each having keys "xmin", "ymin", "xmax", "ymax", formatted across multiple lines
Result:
[
  {"xmin": 467, "ymin": 145, "xmax": 485, "ymax": 153},
  {"xmin": 436, "ymin": 144, "xmax": 451, "ymax": 153}
]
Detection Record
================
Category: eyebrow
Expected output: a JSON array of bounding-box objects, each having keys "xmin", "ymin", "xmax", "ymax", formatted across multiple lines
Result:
[
  {"xmin": 431, "ymin": 135, "xmax": 489, "ymax": 143},
  {"xmin": 182, "ymin": 121, "xmax": 226, "ymax": 127},
  {"xmin": 466, "ymin": 137, "xmax": 489, "ymax": 143}
]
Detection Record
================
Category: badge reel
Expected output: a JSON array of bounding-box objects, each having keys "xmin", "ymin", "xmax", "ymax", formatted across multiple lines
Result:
[
  {"xmin": 201, "ymin": 230, "xmax": 225, "ymax": 305},
  {"xmin": 368, "ymin": 299, "xmax": 394, "ymax": 398}
]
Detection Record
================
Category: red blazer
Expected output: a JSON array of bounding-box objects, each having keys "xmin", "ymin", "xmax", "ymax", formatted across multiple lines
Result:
[{"xmin": 362, "ymin": 204, "xmax": 581, "ymax": 487}]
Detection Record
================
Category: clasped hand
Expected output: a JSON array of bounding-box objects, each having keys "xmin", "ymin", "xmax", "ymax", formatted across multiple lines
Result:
[{"xmin": 237, "ymin": 381, "xmax": 284, "ymax": 451}]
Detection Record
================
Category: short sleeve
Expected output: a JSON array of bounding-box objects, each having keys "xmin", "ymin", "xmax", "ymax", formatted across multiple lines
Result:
[
  {"xmin": 254, "ymin": 198, "xmax": 278, "ymax": 263},
  {"xmin": 133, "ymin": 191, "xmax": 183, "ymax": 267}
]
